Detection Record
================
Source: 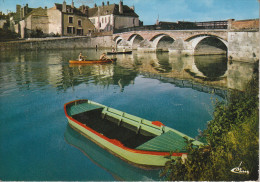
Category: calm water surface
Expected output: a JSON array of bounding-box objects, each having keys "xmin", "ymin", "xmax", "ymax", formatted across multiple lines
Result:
[{"xmin": 0, "ymin": 49, "xmax": 231, "ymax": 180}]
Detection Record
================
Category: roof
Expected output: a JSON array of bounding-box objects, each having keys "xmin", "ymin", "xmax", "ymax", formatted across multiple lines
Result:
[
  {"xmin": 54, "ymin": 3, "xmax": 88, "ymax": 16},
  {"xmin": 23, "ymin": 8, "xmax": 47, "ymax": 19},
  {"xmin": 88, "ymin": 4, "xmax": 139, "ymax": 17}
]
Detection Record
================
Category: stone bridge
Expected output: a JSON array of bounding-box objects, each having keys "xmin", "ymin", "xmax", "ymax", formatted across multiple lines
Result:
[{"xmin": 113, "ymin": 30, "xmax": 228, "ymax": 55}]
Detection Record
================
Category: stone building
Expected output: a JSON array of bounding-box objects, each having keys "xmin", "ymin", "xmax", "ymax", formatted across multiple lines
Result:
[
  {"xmin": 48, "ymin": 1, "xmax": 95, "ymax": 36},
  {"xmin": 11, "ymin": 0, "xmax": 140, "ymax": 38},
  {"xmin": 86, "ymin": 0, "xmax": 140, "ymax": 32},
  {"xmin": 10, "ymin": 4, "xmax": 35, "ymax": 33},
  {"xmin": 19, "ymin": 8, "xmax": 49, "ymax": 38},
  {"xmin": 14, "ymin": 1, "xmax": 95, "ymax": 38}
]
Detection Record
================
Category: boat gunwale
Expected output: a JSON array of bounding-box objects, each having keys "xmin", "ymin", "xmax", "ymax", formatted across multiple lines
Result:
[{"xmin": 64, "ymin": 99, "xmax": 188, "ymax": 157}]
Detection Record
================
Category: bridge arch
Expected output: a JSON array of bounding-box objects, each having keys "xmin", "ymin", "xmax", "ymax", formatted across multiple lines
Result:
[
  {"xmin": 186, "ymin": 34, "xmax": 228, "ymax": 55},
  {"xmin": 114, "ymin": 36, "xmax": 123, "ymax": 46},
  {"xmin": 150, "ymin": 34, "xmax": 175, "ymax": 51},
  {"xmin": 128, "ymin": 34, "xmax": 144, "ymax": 49}
]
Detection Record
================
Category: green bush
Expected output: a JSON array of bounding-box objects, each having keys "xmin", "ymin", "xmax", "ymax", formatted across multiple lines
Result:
[{"xmin": 160, "ymin": 73, "xmax": 259, "ymax": 181}]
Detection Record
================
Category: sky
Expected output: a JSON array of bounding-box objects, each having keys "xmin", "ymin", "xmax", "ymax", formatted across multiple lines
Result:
[{"xmin": 0, "ymin": 0, "xmax": 259, "ymax": 25}]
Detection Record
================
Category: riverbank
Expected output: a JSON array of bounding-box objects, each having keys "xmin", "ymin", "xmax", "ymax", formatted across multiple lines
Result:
[{"xmin": 0, "ymin": 36, "xmax": 114, "ymax": 51}]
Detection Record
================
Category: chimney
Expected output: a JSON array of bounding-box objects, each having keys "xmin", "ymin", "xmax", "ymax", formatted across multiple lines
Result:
[
  {"xmin": 71, "ymin": 0, "xmax": 74, "ymax": 8},
  {"xmin": 107, "ymin": 1, "xmax": 109, "ymax": 5},
  {"xmin": 119, "ymin": 0, "xmax": 123, "ymax": 14},
  {"xmin": 94, "ymin": 3, "xmax": 97, "ymax": 8},
  {"xmin": 62, "ymin": 1, "xmax": 67, "ymax": 12}
]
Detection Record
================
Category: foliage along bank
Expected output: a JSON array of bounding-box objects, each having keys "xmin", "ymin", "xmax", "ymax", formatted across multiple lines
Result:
[{"xmin": 160, "ymin": 67, "xmax": 259, "ymax": 181}]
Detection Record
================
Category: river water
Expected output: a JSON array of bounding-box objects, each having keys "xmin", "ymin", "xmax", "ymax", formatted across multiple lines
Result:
[{"xmin": 0, "ymin": 49, "xmax": 253, "ymax": 180}]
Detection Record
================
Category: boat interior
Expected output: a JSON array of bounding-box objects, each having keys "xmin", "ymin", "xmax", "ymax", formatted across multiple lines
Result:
[
  {"xmin": 66, "ymin": 100, "xmax": 195, "ymax": 152},
  {"xmin": 71, "ymin": 108, "xmax": 157, "ymax": 149}
]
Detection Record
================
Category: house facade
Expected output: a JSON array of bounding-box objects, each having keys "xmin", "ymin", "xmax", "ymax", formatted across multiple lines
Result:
[
  {"xmin": 48, "ymin": 1, "xmax": 95, "ymax": 36},
  {"xmin": 86, "ymin": 1, "xmax": 140, "ymax": 32}
]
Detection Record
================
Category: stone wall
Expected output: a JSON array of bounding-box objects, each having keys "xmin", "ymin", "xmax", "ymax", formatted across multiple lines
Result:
[
  {"xmin": 228, "ymin": 31, "xmax": 259, "ymax": 62},
  {"xmin": 47, "ymin": 9, "xmax": 62, "ymax": 35},
  {"xmin": 114, "ymin": 16, "xmax": 139, "ymax": 29},
  {"xmin": 0, "ymin": 36, "xmax": 113, "ymax": 51},
  {"xmin": 31, "ymin": 15, "xmax": 49, "ymax": 34}
]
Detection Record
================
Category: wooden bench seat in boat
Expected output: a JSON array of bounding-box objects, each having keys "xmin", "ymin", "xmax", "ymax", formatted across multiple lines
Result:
[{"xmin": 136, "ymin": 131, "xmax": 187, "ymax": 152}]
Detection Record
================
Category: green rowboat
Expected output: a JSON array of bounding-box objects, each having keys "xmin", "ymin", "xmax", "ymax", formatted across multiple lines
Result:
[{"xmin": 64, "ymin": 99, "xmax": 203, "ymax": 169}]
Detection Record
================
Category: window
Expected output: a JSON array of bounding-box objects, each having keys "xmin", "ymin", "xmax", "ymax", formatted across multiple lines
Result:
[
  {"xmin": 67, "ymin": 27, "xmax": 73, "ymax": 34},
  {"xmin": 78, "ymin": 20, "xmax": 82, "ymax": 26},
  {"xmin": 67, "ymin": 27, "xmax": 75, "ymax": 34},
  {"xmin": 69, "ymin": 17, "xmax": 73, "ymax": 23},
  {"xmin": 77, "ymin": 29, "xmax": 83, "ymax": 35}
]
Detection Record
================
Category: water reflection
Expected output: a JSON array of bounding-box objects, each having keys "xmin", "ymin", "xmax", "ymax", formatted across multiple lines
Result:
[
  {"xmin": 185, "ymin": 55, "xmax": 228, "ymax": 81},
  {"xmin": 227, "ymin": 60, "xmax": 258, "ymax": 91},
  {"xmin": 0, "ymin": 49, "xmax": 256, "ymax": 96},
  {"xmin": 64, "ymin": 125, "xmax": 161, "ymax": 181}
]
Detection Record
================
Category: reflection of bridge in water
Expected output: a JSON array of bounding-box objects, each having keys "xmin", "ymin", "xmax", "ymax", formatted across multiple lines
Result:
[
  {"xmin": 116, "ymin": 50, "xmax": 256, "ymax": 91},
  {"xmin": 141, "ymin": 72, "xmax": 228, "ymax": 99}
]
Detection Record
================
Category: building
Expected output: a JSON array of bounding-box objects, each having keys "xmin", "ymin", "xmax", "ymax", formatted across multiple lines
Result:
[
  {"xmin": 13, "ymin": 1, "xmax": 95, "ymax": 38},
  {"xmin": 86, "ymin": 0, "xmax": 140, "ymax": 32},
  {"xmin": 19, "ymin": 8, "xmax": 49, "ymax": 38},
  {"xmin": 10, "ymin": 0, "xmax": 140, "ymax": 38},
  {"xmin": 0, "ymin": 13, "xmax": 8, "ymax": 29},
  {"xmin": 48, "ymin": 1, "xmax": 95, "ymax": 36},
  {"xmin": 9, "ymin": 4, "xmax": 35, "ymax": 33}
]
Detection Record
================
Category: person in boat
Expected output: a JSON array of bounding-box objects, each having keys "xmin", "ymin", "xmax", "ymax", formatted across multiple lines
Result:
[
  {"xmin": 100, "ymin": 53, "xmax": 108, "ymax": 60},
  {"xmin": 112, "ymin": 47, "xmax": 116, "ymax": 53},
  {"xmin": 78, "ymin": 53, "xmax": 84, "ymax": 61},
  {"xmin": 123, "ymin": 47, "xmax": 126, "ymax": 52}
]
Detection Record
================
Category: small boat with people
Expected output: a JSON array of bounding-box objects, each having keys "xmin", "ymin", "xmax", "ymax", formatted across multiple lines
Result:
[
  {"xmin": 69, "ymin": 52, "xmax": 116, "ymax": 64},
  {"xmin": 64, "ymin": 99, "xmax": 203, "ymax": 169},
  {"xmin": 106, "ymin": 51, "xmax": 132, "ymax": 55},
  {"xmin": 69, "ymin": 58, "xmax": 116, "ymax": 64}
]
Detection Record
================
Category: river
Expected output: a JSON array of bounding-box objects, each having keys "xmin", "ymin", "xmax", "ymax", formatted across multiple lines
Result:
[{"xmin": 0, "ymin": 49, "xmax": 255, "ymax": 180}]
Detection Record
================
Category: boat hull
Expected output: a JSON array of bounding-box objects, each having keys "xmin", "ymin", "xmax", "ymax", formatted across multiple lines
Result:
[
  {"xmin": 69, "ymin": 59, "xmax": 116, "ymax": 64},
  {"xmin": 67, "ymin": 117, "xmax": 176, "ymax": 169}
]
